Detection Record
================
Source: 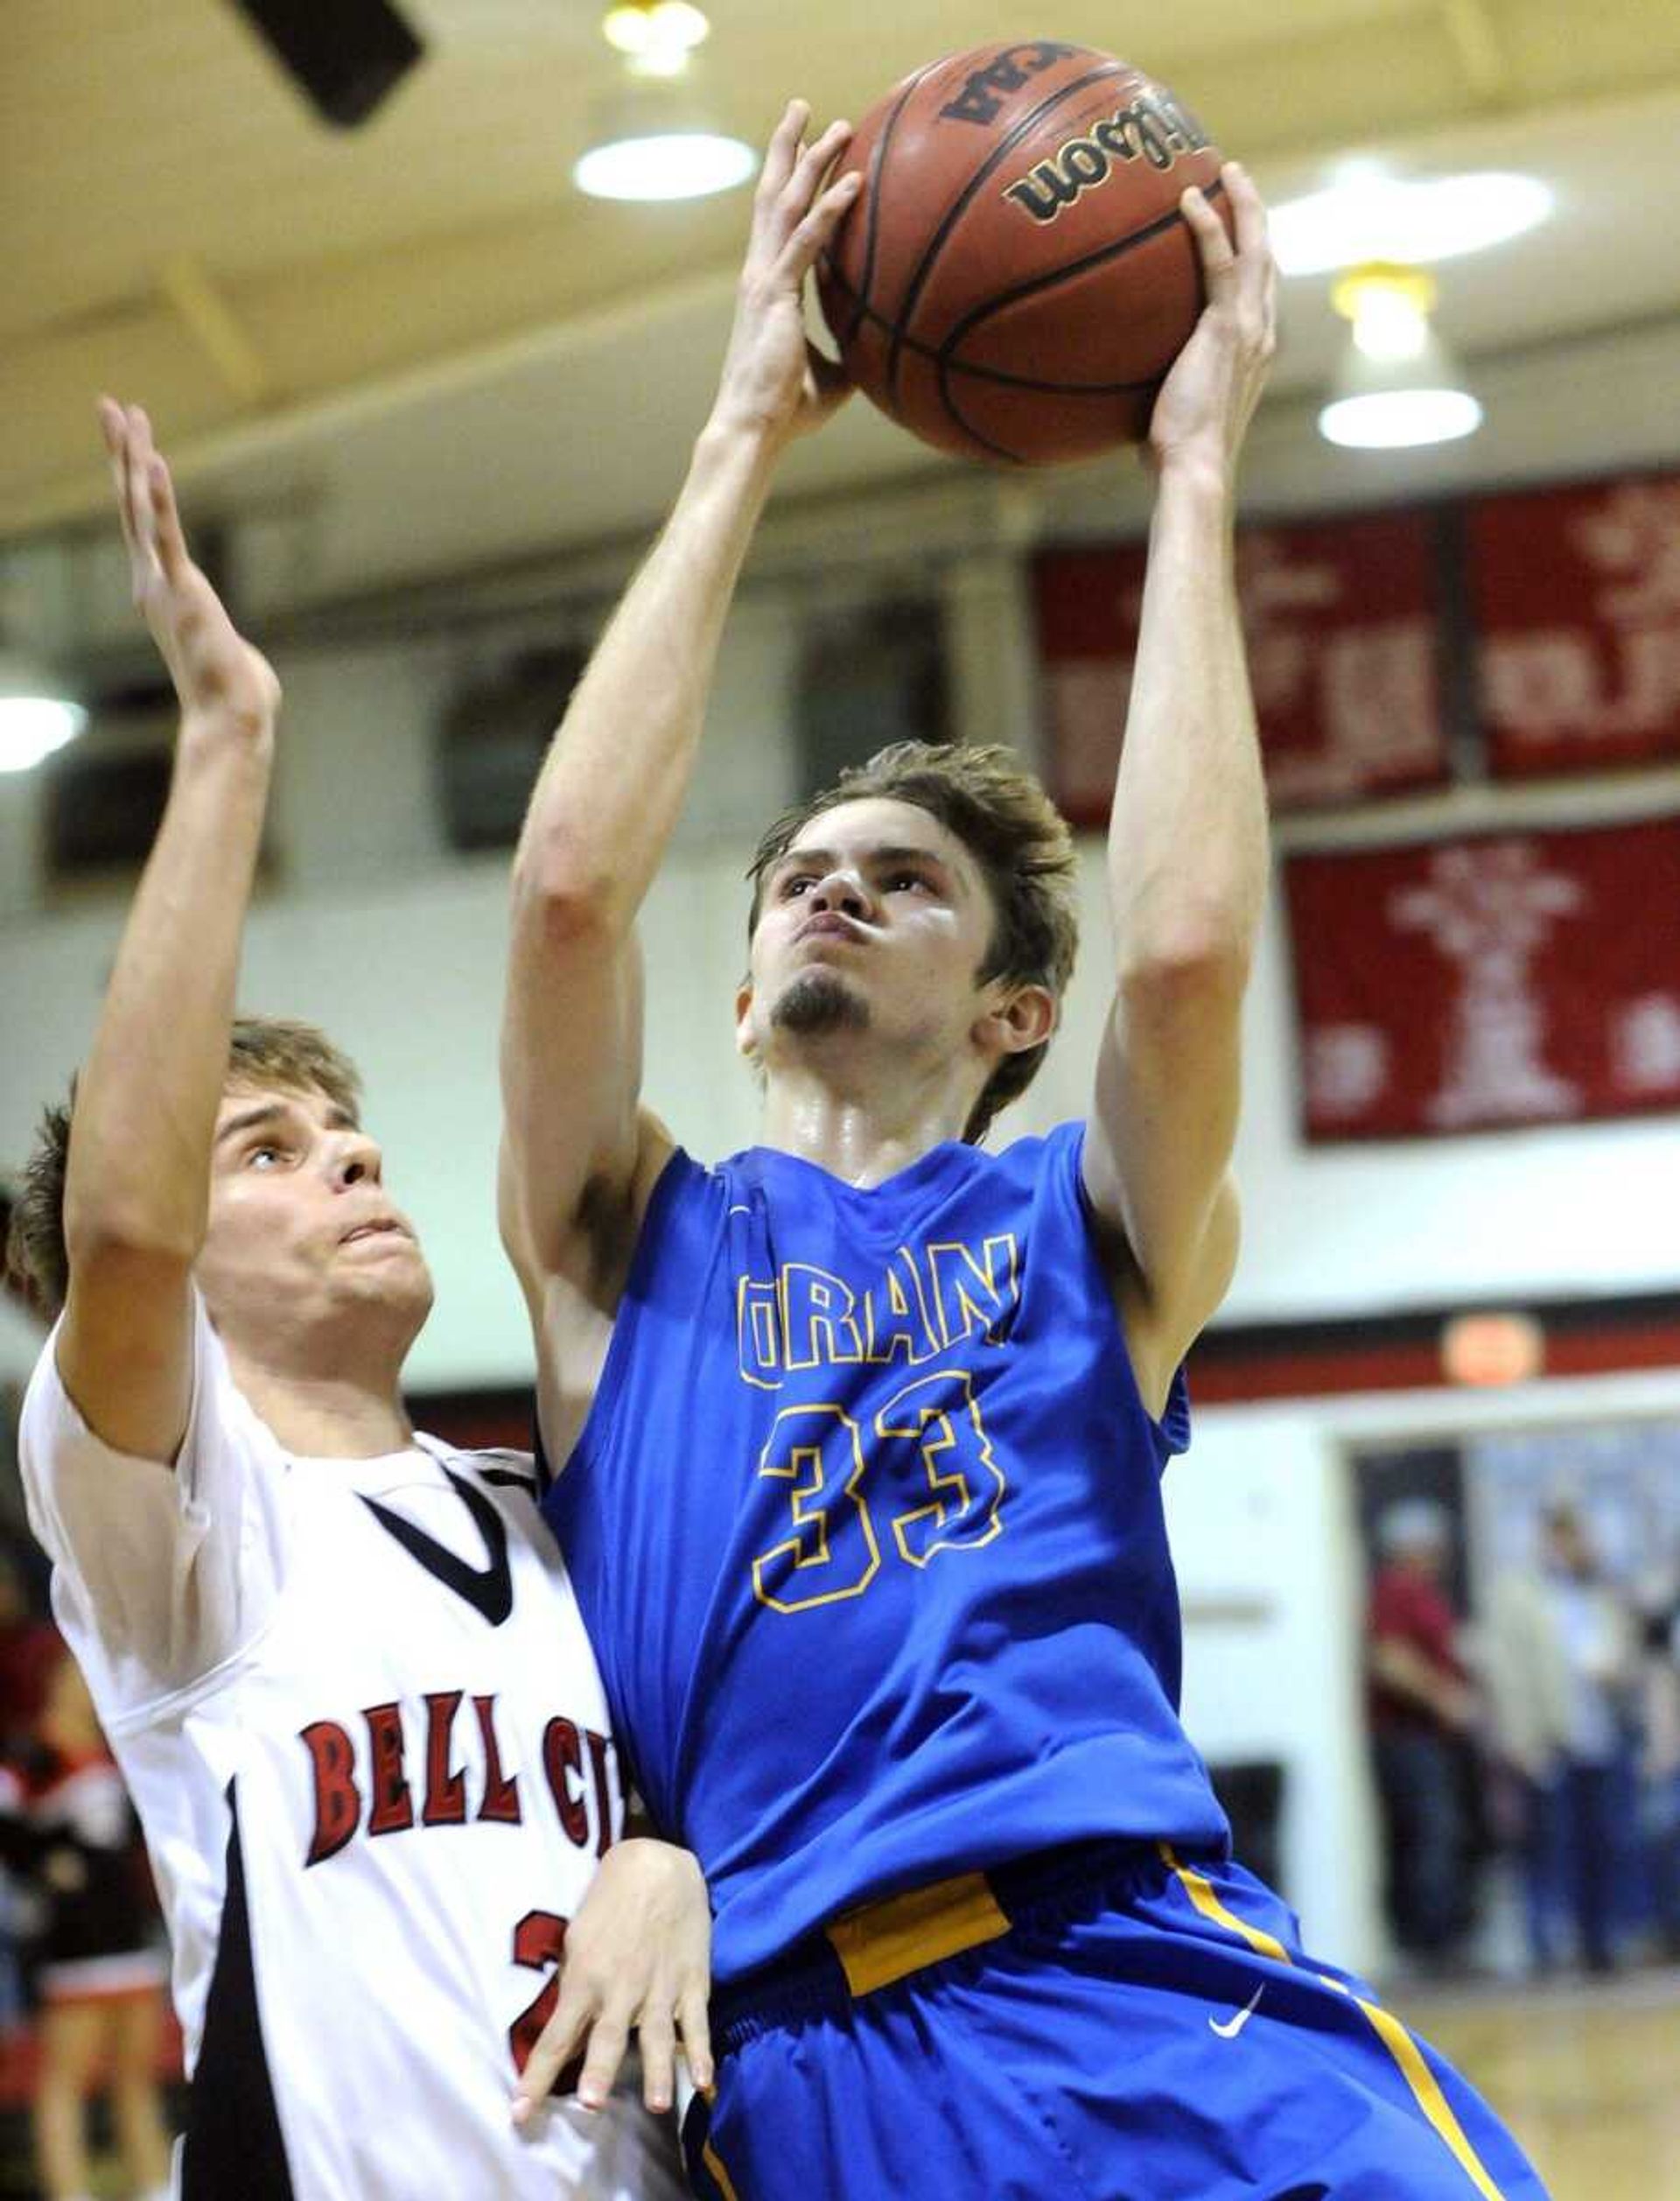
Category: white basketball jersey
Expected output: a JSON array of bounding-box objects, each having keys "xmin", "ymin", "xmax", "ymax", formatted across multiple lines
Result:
[{"xmin": 20, "ymin": 1300, "xmax": 685, "ymax": 2201}]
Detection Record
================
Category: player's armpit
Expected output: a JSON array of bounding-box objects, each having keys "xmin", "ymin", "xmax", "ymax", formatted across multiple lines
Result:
[
  {"xmin": 498, "ymin": 908, "xmax": 648, "ymax": 1287},
  {"xmin": 1102, "ymin": 1172, "xmax": 1239, "ymax": 1423},
  {"xmin": 1082, "ymin": 951, "xmax": 1244, "ymax": 1378}
]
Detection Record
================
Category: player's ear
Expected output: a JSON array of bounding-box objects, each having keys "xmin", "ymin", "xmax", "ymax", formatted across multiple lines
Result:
[
  {"xmin": 975, "ymin": 982, "xmax": 1055, "ymax": 1060},
  {"xmin": 734, "ymin": 976, "xmax": 759, "ymax": 1062}
]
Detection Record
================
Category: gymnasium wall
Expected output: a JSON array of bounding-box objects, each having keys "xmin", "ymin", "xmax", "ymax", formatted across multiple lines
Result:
[{"xmin": 4, "ymin": 488, "xmax": 1677, "ymax": 1978}]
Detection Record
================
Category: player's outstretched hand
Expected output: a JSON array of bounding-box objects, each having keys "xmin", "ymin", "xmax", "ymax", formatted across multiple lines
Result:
[
  {"xmin": 1145, "ymin": 163, "xmax": 1277, "ymax": 483},
  {"xmin": 511, "ymin": 1838, "xmax": 712, "ymax": 2124},
  {"xmin": 706, "ymin": 99, "xmax": 860, "ymax": 452},
  {"xmin": 97, "ymin": 397, "xmax": 281, "ymax": 739}
]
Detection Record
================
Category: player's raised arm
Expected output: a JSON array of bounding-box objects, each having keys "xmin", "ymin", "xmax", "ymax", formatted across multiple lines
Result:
[
  {"xmin": 499, "ymin": 102, "xmax": 858, "ymax": 1291},
  {"xmin": 1080, "ymin": 166, "xmax": 1277, "ymax": 1412},
  {"xmin": 52, "ymin": 403, "xmax": 282, "ymax": 1465}
]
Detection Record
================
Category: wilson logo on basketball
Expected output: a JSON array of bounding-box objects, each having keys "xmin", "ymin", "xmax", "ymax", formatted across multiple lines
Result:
[{"xmin": 1003, "ymin": 91, "xmax": 1211, "ymax": 224}]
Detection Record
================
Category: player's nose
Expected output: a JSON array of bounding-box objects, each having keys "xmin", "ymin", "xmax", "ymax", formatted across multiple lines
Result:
[
  {"xmin": 331, "ymin": 1129, "xmax": 384, "ymax": 1189},
  {"xmin": 810, "ymin": 868, "xmax": 870, "ymax": 919}
]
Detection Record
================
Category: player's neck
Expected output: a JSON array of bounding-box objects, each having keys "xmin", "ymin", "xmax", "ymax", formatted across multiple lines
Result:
[
  {"xmin": 223, "ymin": 1334, "xmax": 416, "ymax": 1461},
  {"xmin": 758, "ymin": 1059, "xmax": 980, "ymax": 1185}
]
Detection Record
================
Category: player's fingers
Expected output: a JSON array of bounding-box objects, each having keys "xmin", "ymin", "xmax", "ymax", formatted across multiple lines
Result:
[
  {"xmin": 510, "ymin": 1986, "xmax": 593, "ymax": 2125},
  {"xmin": 755, "ymin": 99, "xmax": 810, "ymax": 211},
  {"xmin": 126, "ymin": 406, "xmax": 161, "ymax": 566},
  {"xmin": 148, "ymin": 452, "xmax": 191, "ymax": 587},
  {"xmin": 782, "ymin": 117, "xmax": 852, "ymax": 221},
  {"xmin": 96, "ymin": 398, "xmax": 139, "ymax": 564},
  {"xmin": 1225, "ymin": 163, "xmax": 1265, "ymax": 247},
  {"xmin": 1181, "ymin": 185, "xmax": 1236, "ymax": 294},
  {"xmin": 1225, "ymin": 163, "xmax": 1272, "ymax": 312},
  {"xmin": 574, "ymin": 2008, "xmax": 631, "ymax": 2113},
  {"xmin": 638, "ymin": 2001, "xmax": 676, "ymax": 2114},
  {"xmin": 677, "ymin": 1985, "xmax": 714, "ymax": 2092},
  {"xmin": 772, "ymin": 169, "xmax": 862, "ymax": 286}
]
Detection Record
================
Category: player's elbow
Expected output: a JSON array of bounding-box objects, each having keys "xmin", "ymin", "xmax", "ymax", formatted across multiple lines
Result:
[
  {"xmin": 511, "ymin": 825, "xmax": 626, "ymax": 945},
  {"xmin": 62, "ymin": 1209, "xmax": 199, "ymax": 1300},
  {"xmin": 1117, "ymin": 924, "xmax": 1250, "ymax": 1021}
]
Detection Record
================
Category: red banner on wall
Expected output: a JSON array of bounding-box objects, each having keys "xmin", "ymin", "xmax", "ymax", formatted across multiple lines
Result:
[
  {"xmin": 1034, "ymin": 511, "xmax": 1450, "ymax": 822},
  {"xmin": 1284, "ymin": 817, "xmax": 1680, "ymax": 1140},
  {"xmin": 1469, "ymin": 474, "xmax": 1680, "ymax": 778}
]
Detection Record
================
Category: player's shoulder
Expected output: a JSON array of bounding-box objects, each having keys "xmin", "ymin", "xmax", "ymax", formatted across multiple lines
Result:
[
  {"xmin": 989, "ymin": 1118, "xmax": 1083, "ymax": 1168},
  {"xmin": 19, "ymin": 1292, "xmax": 276, "ymax": 1497}
]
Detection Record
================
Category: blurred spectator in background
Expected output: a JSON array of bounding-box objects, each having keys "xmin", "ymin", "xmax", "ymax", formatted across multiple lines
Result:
[
  {"xmin": 0, "ymin": 1545, "xmax": 59, "ymax": 2035},
  {"xmin": 0, "ymin": 1637, "xmax": 171, "ymax": 2201},
  {"xmin": 1633, "ymin": 1548, "xmax": 1680, "ymax": 1961},
  {"xmin": 1367, "ymin": 1498, "xmax": 1476, "ymax": 1968},
  {"xmin": 1487, "ymin": 1503, "xmax": 1637, "ymax": 1975},
  {"xmin": 0, "ymin": 1547, "xmax": 58, "ymax": 1744}
]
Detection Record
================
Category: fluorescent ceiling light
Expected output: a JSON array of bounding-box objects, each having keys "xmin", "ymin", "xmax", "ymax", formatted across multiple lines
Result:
[
  {"xmin": 0, "ymin": 694, "xmax": 88, "ymax": 773},
  {"xmin": 1320, "ymin": 389, "xmax": 1484, "ymax": 449},
  {"xmin": 1272, "ymin": 172, "xmax": 1553, "ymax": 276},
  {"xmin": 574, "ymin": 127, "xmax": 755, "ymax": 201}
]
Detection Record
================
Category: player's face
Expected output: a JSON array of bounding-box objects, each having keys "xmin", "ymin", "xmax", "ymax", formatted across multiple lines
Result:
[
  {"xmin": 741, "ymin": 796, "xmax": 1002, "ymax": 1063},
  {"xmin": 196, "ymin": 1081, "xmax": 434, "ymax": 1356}
]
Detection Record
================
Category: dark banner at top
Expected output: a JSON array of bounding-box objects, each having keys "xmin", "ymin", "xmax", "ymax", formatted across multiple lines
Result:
[
  {"xmin": 1468, "ymin": 475, "xmax": 1680, "ymax": 779},
  {"xmin": 1034, "ymin": 511, "xmax": 1450, "ymax": 823}
]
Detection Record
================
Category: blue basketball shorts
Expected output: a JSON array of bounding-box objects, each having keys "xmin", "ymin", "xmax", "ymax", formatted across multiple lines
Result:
[{"xmin": 682, "ymin": 1840, "xmax": 1550, "ymax": 2200}]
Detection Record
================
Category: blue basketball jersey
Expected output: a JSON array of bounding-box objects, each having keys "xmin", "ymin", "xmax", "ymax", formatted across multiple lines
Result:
[{"xmin": 543, "ymin": 1122, "xmax": 1229, "ymax": 1981}]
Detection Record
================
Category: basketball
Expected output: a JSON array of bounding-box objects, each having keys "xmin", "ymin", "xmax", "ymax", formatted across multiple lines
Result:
[{"xmin": 816, "ymin": 43, "xmax": 1232, "ymax": 466}]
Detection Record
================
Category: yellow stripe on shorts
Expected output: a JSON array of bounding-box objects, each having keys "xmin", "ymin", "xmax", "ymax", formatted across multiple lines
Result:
[
  {"xmin": 1352, "ymin": 1995, "xmax": 1509, "ymax": 2201},
  {"xmin": 1158, "ymin": 1842, "xmax": 1291, "ymax": 1964},
  {"xmin": 701, "ymin": 2134, "xmax": 743, "ymax": 2201},
  {"xmin": 1158, "ymin": 1842, "xmax": 1510, "ymax": 2199}
]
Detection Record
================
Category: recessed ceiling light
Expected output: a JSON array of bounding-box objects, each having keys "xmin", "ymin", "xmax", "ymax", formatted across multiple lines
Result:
[
  {"xmin": 601, "ymin": 1, "xmax": 710, "ymax": 78},
  {"xmin": 1272, "ymin": 172, "xmax": 1553, "ymax": 276}
]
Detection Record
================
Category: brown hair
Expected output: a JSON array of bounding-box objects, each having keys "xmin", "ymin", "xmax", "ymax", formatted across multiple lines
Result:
[
  {"xmin": 747, "ymin": 741, "xmax": 1079, "ymax": 1141},
  {"xmin": 6, "ymin": 1017, "xmax": 362, "ymax": 1321}
]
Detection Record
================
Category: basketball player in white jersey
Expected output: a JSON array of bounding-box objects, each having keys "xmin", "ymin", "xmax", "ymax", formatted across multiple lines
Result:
[{"xmin": 10, "ymin": 402, "xmax": 704, "ymax": 2199}]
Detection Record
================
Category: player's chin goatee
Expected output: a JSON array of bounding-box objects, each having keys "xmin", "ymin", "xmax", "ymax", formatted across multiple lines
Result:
[{"xmin": 771, "ymin": 971, "xmax": 869, "ymax": 1036}]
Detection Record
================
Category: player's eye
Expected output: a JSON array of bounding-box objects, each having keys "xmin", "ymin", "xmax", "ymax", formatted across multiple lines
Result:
[
  {"xmin": 887, "ymin": 870, "xmax": 932, "ymax": 894},
  {"xmin": 780, "ymin": 873, "xmax": 815, "ymax": 898},
  {"xmin": 246, "ymin": 1144, "xmax": 286, "ymax": 1169}
]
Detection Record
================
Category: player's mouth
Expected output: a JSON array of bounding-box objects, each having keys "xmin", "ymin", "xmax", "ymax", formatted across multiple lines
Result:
[
  {"xmin": 340, "ymin": 1216, "xmax": 409, "ymax": 1247},
  {"xmin": 797, "ymin": 913, "xmax": 866, "ymax": 946}
]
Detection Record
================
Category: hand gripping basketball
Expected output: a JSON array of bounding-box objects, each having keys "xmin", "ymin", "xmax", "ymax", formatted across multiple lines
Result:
[
  {"xmin": 705, "ymin": 101, "xmax": 861, "ymax": 452},
  {"xmin": 1145, "ymin": 162, "xmax": 1278, "ymax": 479},
  {"xmin": 815, "ymin": 45, "xmax": 1247, "ymax": 466}
]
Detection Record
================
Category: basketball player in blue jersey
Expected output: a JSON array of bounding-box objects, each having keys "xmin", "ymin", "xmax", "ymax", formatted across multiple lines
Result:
[{"xmin": 502, "ymin": 102, "xmax": 1550, "ymax": 2199}]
